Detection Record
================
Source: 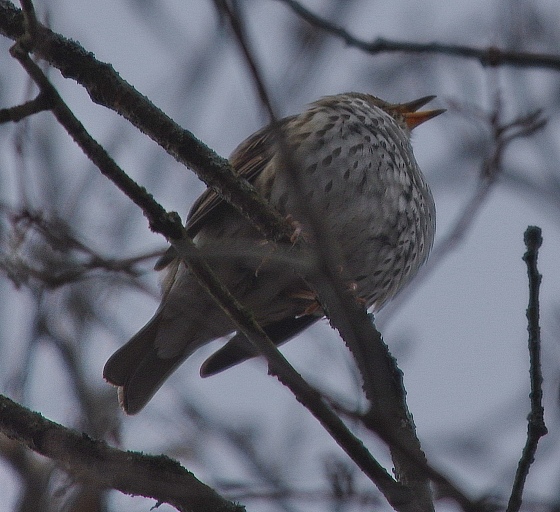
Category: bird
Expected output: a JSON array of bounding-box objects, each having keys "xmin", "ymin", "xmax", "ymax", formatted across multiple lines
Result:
[{"xmin": 104, "ymin": 92, "xmax": 443, "ymax": 414}]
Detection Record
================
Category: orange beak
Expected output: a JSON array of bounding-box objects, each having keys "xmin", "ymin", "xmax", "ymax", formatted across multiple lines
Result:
[{"xmin": 393, "ymin": 95, "xmax": 446, "ymax": 130}]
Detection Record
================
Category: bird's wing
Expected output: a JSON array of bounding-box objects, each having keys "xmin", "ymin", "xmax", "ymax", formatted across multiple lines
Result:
[{"xmin": 155, "ymin": 119, "xmax": 291, "ymax": 270}]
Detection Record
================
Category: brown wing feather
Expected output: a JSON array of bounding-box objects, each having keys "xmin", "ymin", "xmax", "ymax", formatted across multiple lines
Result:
[
  {"xmin": 155, "ymin": 119, "xmax": 292, "ymax": 270},
  {"xmin": 186, "ymin": 119, "xmax": 290, "ymax": 236}
]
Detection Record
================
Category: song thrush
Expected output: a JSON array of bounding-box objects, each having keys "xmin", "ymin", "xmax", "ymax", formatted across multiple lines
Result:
[{"xmin": 104, "ymin": 93, "xmax": 443, "ymax": 414}]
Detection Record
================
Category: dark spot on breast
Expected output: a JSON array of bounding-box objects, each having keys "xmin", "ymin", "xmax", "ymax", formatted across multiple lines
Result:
[
  {"xmin": 343, "ymin": 169, "xmax": 351, "ymax": 180},
  {"xmin": 369, "ymin": 234, "xmax": 391, "ymax": 245},
  {"xmin": 306, "ymin": 162, "xmax": 318, "ymax": 174},
  {"xmin": 322, "ymin": 155, "xmax": 333, "ymax": 166},
  {"xmin": 332, "ymin": 146, "xmax": 342, "ymax": 158},
  {"xmin": 349, "ymin": 143, "xmax": 364, "ymax": 155},
  {"xmin": 357, "ymin": 171, "xmax": 368, "ymax": 193},
  {"xmin": 324, "ymin": 180, "xmax": 333, "ymax": 193}
]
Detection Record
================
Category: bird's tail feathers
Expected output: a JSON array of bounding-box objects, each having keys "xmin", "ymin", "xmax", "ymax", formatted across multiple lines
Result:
[{"xmin": 103, "ymin": 311, "xmax": 185, "ymax": 414}]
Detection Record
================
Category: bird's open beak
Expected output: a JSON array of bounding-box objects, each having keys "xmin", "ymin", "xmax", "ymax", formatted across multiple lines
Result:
[{"xmin": 394, "ymin": 95, "xmax": 446, "ymax": 130}]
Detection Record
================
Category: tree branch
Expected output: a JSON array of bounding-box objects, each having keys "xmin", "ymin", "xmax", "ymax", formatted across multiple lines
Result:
[
  {"xmin": 506, "ymin": 226, "xmax": 547, "ymax": 512},
  {"xmin": 0, "ymin": 394, "xmax": 242, "ymax": 512},
  {"xmin": 0, "ymin": 0, "xmax": 293, "ymax": 244},
  {"xmin": 0, "ymin": 91, "xmax": 53, "ymax": 122},
  {"xmin": 277, "ymin": 0, "xmax": 560, "ymax": 71}
]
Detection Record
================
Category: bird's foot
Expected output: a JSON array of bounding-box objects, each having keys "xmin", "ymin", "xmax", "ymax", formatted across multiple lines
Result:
[{"xmin": 286, "ymin": 214, "xmax": 311, "ymax": 245}]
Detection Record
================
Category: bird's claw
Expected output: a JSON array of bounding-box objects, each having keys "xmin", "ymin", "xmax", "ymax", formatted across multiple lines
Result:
[{"xmin": 286, "ymin": 214, "xmax": 310, "ymax": 245}]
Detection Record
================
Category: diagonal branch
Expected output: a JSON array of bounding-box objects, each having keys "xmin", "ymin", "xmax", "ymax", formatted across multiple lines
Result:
[
  {"xmin": 0, "ymin": 394, "xmax": 243, "ymax": 512},
  {"xmin": 277, "ymin": 0, "xmax": 560, "ymax": 72},
  {"xmin": 0, "ymin": 91, "xmax": 53, "ymax": 122},
  {"xmin": 0, "ymin": 0, "xmax": 293, "ymax": 244}
]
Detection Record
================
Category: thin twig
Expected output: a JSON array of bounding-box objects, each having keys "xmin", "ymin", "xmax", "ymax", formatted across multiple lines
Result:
[
  {"xmin": 277, "ymin": 0, "xmax": 560, "ymax": 72},
  {"xmin": 18, "ymin": 0, "xmax": 37, "ymax": 43},
  {"xmin": 506, "ymin": 226, "xmax": 547, "ymax": 512},
  {"xmin": 0, "ymin": 91, "xmax": 53, "ymax": 122}
]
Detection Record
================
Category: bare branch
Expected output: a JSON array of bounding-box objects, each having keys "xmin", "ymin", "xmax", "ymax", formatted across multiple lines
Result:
[
  {"xmin": 0, "ymin": 91, "xmax": 53, "ymax": 122},
  {"xmin": 0, "ymin": 0, "xmax": 294, "ymax": 244},
  {"xmin": 277, "ymin": 0, "xmax": 560, "ymax": 71},
  {"xmin": 0, "ymin": 395, "xmax": 243, "ymax": 512},
  {"xmin": 8, "ymin": 40, "xmax": 184, "ymax": 240},
  {"xmin": 1, "ymin": 207, "xmax": 160, "ymax": 290},
  {"xmin": 18, "ymin": 0, "xmax": 38, "ymax": 44},
  {"xmin": 169, "ymin": 234, "xmax": 409, "ymax": 508},
  {"xmin": 506, "ymin": 226, "xmax": 547, "ymax": 512}
]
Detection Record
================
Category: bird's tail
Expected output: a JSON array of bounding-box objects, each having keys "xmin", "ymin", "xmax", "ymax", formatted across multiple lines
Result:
[{"xmin": 103, "ymin": 310, "xmax": 185, "ymax": 415}]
